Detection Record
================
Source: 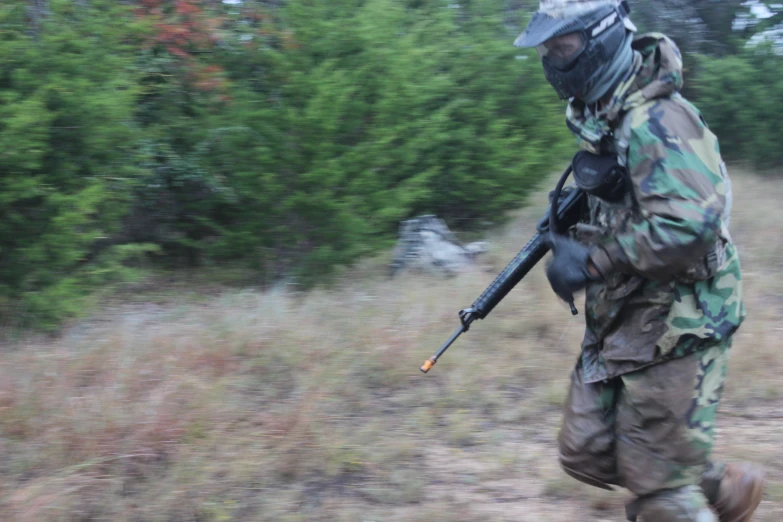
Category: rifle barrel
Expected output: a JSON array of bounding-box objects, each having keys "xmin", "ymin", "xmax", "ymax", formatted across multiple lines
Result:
[{"xmin": 420, "ymin": 323, "xmax": 467, "ymax": 373}]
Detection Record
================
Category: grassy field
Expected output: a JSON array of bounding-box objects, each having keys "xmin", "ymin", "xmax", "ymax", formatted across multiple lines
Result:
[{"xmin": 1, "ymin": 167, "xmax": 782, "ymax": 521}]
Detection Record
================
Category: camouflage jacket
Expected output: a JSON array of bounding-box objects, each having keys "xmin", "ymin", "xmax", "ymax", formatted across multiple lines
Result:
[{"xmin": 564, "ymin": 34, "xmax": 746, "ymax": 384}]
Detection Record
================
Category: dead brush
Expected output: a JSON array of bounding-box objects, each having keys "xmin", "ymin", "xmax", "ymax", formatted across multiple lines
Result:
[
  {"xmin": 261, "ymin": 390, "xmax": 324, "ymax": 483},
  {"xmin": 0, "ymin": 371, "xmax": 18, "ymax": 431},
  {"xmin": 0, "ymin": 167, "xmax": 781, "ymax": 521}
]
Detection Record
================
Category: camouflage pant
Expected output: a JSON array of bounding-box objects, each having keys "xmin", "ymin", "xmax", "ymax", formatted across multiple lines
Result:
[{"xmin": 557, "ymin": 339, "xmax": 731, "ymax": 517}]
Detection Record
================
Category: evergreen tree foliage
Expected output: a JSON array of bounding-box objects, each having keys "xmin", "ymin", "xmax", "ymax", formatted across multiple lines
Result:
[
  {"xmin": 0, "ymin": 0, "xmax": 153, "ymax": 328},
  {"xmin": 135, "ymin": 0, "xmax": 572, "ymax": 283},
  {"xmin": 691, "ymin": 44, "xmax": 783, "ymax": 170},
  {"xmin": 4, "ymin": 0, "xmax": 780, "ymax": 328},
  {"xmin": 0, "ymin": 0, "xmax": 572, "ymax": 327}
]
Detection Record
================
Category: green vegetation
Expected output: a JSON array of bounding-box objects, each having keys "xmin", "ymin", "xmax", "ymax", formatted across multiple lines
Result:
[
  {"xmin": 0, "ymin": 0, "xmax": 570, "ymax": 328},
  {"xmin": 0, "ymin": 0, "xmax": 781, "ymax": 328},
  {"xmin": 691, "ymin": 44, "xmax": 783, "ymax": 169}
]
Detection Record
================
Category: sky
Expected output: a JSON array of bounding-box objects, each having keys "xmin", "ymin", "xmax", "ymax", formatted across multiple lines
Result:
[{"xmin": 749, "ymin": 1, "xmax": 774, "ymax": 17}]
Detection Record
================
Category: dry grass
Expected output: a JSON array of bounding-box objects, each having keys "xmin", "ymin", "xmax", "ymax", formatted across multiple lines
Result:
[{"xmin": 1, "ymin": 167, "xmax": 782, "ymax": 521}]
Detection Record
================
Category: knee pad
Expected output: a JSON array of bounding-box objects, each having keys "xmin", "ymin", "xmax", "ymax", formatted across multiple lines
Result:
[{"xmin": 625, "ymin": 486, "xmax": 717, "ymax": 522}]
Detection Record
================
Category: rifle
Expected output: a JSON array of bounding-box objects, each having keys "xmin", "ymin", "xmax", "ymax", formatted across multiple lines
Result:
[{"xmin": 420, "ymin": 169, "xmax": 586, "ymax": 374}]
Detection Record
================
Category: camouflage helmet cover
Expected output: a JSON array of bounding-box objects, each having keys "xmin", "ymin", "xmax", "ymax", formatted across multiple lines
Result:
[{"xmin": 514, "ymin": 0, "xmax": 637, "ymax": 49}]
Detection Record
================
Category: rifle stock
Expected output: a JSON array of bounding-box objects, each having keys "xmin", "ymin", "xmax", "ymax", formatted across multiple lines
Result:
[{"xmin": 420, "ymin": 186, "xmax": 586, "ymax": 374}]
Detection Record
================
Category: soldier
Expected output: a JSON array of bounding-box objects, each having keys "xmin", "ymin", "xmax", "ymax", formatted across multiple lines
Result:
[{"xmin": 514, "ymin": 1, "xmax": 767, "ymax": 521}]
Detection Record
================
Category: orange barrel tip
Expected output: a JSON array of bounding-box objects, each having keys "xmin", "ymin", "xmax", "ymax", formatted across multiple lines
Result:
[{"xmin": 420, "ymin": 358, "xmax": 436, "ymax": 373}]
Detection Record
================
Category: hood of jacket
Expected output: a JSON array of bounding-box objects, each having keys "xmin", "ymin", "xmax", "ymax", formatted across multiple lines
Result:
[{"xmin": 565, "ymin": 32, "xmax": 685, "ymax": 154}]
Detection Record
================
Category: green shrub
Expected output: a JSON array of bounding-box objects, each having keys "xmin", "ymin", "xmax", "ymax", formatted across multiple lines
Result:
[{"xmin": 690, "ymin": 44, "xmax": 783, "ymax": 170}]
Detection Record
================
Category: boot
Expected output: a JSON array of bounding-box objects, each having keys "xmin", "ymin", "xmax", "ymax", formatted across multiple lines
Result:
[
  {"xmin": 707, "ymin": 463, "xmax": 767, "ymax": 522},
  {"xmin": 625, "ymin": 486, "xmax": 717, "ymax": 522}
]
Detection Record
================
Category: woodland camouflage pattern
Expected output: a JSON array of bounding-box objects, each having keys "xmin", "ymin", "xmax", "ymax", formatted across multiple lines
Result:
[
  {"xmin": 558, "ymin": 338, "xmax": 731, "ymax": 498},
  {"xmin": 565, "ymin": 33, "xmax": 745, "ymax": 384},
  {"xmin": 535, "ymin": 0, "xmax": 629, "ymax": 19},
  {"xmin": 554, "ymin": 31, "xmax": 746, "ymax": 520}
]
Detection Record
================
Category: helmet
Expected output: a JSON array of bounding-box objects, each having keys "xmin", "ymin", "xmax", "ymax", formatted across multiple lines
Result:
[{"xmin": 514, "ymin": 0, "xmax": 637, "ymax": 101}]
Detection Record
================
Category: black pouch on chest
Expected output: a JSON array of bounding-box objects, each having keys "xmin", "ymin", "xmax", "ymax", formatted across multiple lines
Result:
[{"xmin": 571, "ymin": 150, "xmax": 628, "ymax": 203}]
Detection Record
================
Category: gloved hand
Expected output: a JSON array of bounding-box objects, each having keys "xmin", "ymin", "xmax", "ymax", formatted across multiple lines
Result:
[
  {"xmin": 536, "ymin": 186, "xmax": 575, "ymax": 234},
  {"xmin": 544, "ymin": 233, "xmax": 601, "ymax": 303}
]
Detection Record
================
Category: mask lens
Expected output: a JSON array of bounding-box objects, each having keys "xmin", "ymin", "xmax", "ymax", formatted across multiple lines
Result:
[{"xmin": 537, "ymin": 32, "xmax": 586, "ymax": 69}]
